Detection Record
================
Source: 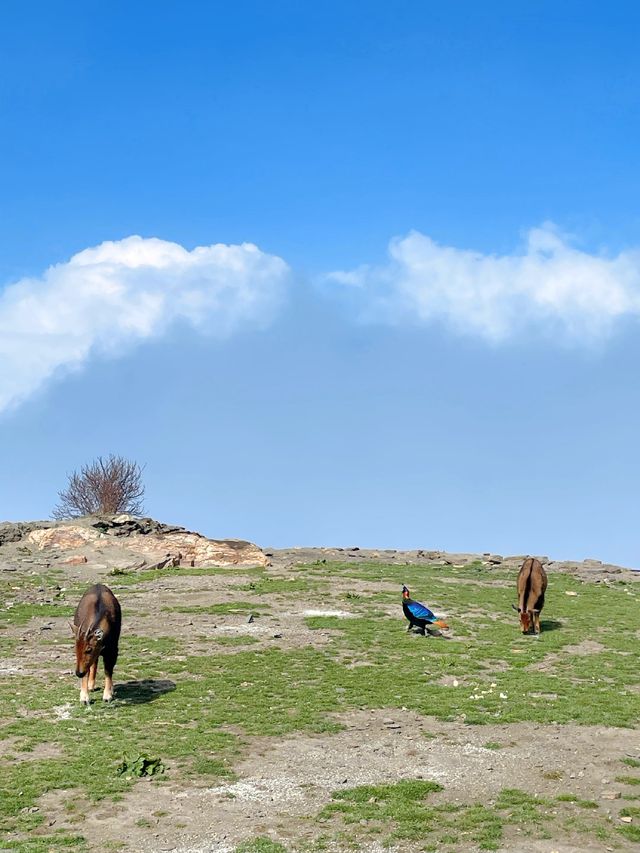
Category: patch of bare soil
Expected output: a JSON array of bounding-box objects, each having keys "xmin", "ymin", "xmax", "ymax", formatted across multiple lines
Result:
[
  {"xmin": 562, "ymin": 640, "xmax": 606, "ymax": 656},
  {"xmin": 526, "ymin": 640, "xmax": 606, "ymax": 674},
  {"xmin": 35, "ymin": 710, "xmax": 640, "ymax": 853},
  {"xmin": 0, "ymin": 737, "xmax": 63, "ymax": 761}
]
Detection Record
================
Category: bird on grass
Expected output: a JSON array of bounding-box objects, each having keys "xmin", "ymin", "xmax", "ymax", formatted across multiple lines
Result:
[{"xmin": 402, "ymin": 585, "xmax": 449, "ymax": 635}]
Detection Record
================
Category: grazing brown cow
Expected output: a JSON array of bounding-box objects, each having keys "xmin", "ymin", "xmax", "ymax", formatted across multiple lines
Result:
[
  {"xmin": 512, "ymin": 557, "xmax": 548, "ymax": 635},
  {"xmin": 72, "ymin": 584, "xmax": 121, "ymax": 704}
]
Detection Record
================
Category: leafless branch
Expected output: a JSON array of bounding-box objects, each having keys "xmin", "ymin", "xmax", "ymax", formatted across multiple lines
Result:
[{"xmin": 52, "ymin": 455, "xmax": 145, "ymax": 519}]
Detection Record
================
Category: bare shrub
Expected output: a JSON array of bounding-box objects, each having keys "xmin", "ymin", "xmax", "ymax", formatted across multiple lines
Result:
[{"xmin": 52, "ymin": 455, "xmax": 145, "ymax": 519}]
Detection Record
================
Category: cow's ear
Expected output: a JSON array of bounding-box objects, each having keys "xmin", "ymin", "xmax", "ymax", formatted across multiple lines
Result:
[
  {"xmin": 70, "ymin": 622, "xmax": 78, "ymax": 637},
  {"xmin": 511, "ymin": 604, "xmax": 519, "ymax": 612},
  {"xmin": 94, "ymin": 628, "xmax": 104, "ymax": 641}
]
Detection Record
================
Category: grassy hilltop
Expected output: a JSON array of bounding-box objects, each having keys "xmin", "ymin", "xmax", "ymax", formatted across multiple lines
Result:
[{"xmin": 1, "ymin": 555, "xmax": 639, "ymax": 852}]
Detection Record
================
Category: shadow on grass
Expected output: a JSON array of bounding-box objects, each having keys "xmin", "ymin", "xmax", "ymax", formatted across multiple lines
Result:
[
  {"xmin": 114, "ymin": 679, "xmax": 176, "ymax": 704},
  {"xmin": 540, "ymin": 620, "xmax": 563, "ymax": 632}
]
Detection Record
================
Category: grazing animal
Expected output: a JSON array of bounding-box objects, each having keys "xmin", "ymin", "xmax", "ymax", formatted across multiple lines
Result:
[
  {"xmin": 512, "ymin": 557, "xmax": 548, "ymax": 635},
  {"xmin": 402, "ymin": 585, "xmax": 449, "ymax": 634},
  {"xmin": 72, "ymin": 584, "xmax": 121, "ymax": 704}
]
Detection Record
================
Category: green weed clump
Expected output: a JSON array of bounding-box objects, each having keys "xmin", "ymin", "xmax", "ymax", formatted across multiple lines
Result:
[{"xmin": 116, "ymin": 755, "xmax": 165, "ymax": 778}]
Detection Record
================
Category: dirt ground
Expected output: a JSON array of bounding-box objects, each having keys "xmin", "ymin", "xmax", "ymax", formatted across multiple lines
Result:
[{"xmin": 37, "ymin": 709, "xmax": 640, "ymax": 853}]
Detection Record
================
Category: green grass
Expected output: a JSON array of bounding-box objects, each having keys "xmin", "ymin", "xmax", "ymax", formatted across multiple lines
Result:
[
  {"xmin": 0, "ymin": 834, "xmax": 86, "ymax": 852},
  {"xmin": 212, "ymin": 635, "xmax": 259, "ymax": 646},
  {"xmin": 1, "ymin": 558, "xmax": 639, "ymax": 850},
  {"xmin": 622, "ymin": 757, "xmax": 640, "ymax": 768},
  {"xmin": 315, "ymin": 782, "xmax": 615, "ymax": 851},
  {"xmin": 107, "ymin": 565, "xmax": 267, "ymax": 584},
  {"xmin": 0, "ymin": 602, "xmax": 75, "ymax": 626},
  {"xmin": 235, "ymin": 839, "xmax": 288, "ymax": 853},
  {"xmin": 619, "ymin": 825, "xmax": 640, "ymax": 843},
  {"xmin": 238, "ymin": 577, "xmax": 326, "ymax": 595},
  {"xmin": 163, "ymin": 601, "xmax": 271, "ymax": 615},
  {"xmin": 556, "ymin": 793, "xmax": 599, "ymax": 809},
  {"xmin": 317, "ymin": 784, "xmax": 534, "ymax": 850},
  {"xmin": 617, "ymin": 775, "xmax": 640, "ymax": 786}
]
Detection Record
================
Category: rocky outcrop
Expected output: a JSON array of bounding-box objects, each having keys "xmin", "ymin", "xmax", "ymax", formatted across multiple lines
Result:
[
  {"xmin": 27, "ymin": 526, "xmax": 103, "ymax": 551},
  {"xmin": 0, "ymin": 516, "xmax": 635, "ymax": 581},
  {"xmin": 263, "ymin": 546, "xmax": 638, "ymax": 583},
  {"xmin": 0, "ymin": 520, "xmax": 53, "ymax": 547},
  {"xmin": 0, "ymin": 515, "xmax": 268, "ymax": 573}
]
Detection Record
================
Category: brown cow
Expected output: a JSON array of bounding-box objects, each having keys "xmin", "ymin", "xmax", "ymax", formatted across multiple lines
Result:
[
  {"xmin": 72, "ymin": 584, "xmax": 121, "ymax": 704},
  {"xmin": 512, "ymin": 557, "xmax": 548, "ymax": 635}
]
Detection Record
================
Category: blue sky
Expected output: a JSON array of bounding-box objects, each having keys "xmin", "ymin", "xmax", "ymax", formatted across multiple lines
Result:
[{"xmin": 1, "ymin": 1, "xmax": 640, "ymax": 565}]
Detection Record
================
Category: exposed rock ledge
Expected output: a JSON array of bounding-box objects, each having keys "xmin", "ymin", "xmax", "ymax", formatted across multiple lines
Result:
[
  {"xmin": 0, "ymin": 517, "xmax": 636, "ymax": 583},
  {"xmin": 0, "ymin": 515, "xmax": 268, "ymax": 573}
]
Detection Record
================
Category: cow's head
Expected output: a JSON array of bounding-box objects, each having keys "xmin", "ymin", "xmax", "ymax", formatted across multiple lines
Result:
[
  {"xmin": 402, "ymin": 585, "xmax": 410, "ymax": 599},
  {"xmin": 71, "ymin": 623, "xmax": 104, "ymax": 678},
  {"xmin": 511, "ymin": 604, "xmax": 531, "ymax": 634}
]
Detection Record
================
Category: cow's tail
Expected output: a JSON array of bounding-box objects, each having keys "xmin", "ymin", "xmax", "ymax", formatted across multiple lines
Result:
[{"xmin": 519, "ymin": 558, "xmax": 534, "ymax": 612}]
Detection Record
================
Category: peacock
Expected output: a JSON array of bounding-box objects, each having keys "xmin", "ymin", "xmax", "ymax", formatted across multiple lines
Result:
[{"xmin": 402, "ymin": 585, "xmax": 449, "ymax": 634}]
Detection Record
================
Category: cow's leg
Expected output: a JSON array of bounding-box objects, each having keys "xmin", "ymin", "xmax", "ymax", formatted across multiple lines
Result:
[
  {"xmin": 533, "ymin": 611, "xmax": 541, "ymax": 635},
  {"xmin": 87, "ymin": 660, "xmax": 98, "ymax": 692},
  {"xmin": 80, "ymin": 674, "xmax": 90, "ymax": 705},
  {"xmin": 102, "ymin": 646, "xmax": 118, "ymax": 702}
]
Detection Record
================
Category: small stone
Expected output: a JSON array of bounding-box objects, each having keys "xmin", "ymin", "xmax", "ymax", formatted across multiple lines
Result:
[
  {"xmin": 247, "ymin": 614, "xmax": 255, "ymax": 624},
  {"xmin": 601, "ymin": 791, "xmax": 621, "ymax": 800},
  {"xmin": 620, "ymin": 816, "xmax": 633, "ymax": 823}
]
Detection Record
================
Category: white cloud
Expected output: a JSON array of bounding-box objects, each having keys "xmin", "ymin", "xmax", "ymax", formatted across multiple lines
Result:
[
  {"xmin": 0, "ymin": 236, "xmax": 289, "ymax": 413},
  {"xmin": 325, "ymin": 224, "xmax": 640, "ymax": 341}
]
